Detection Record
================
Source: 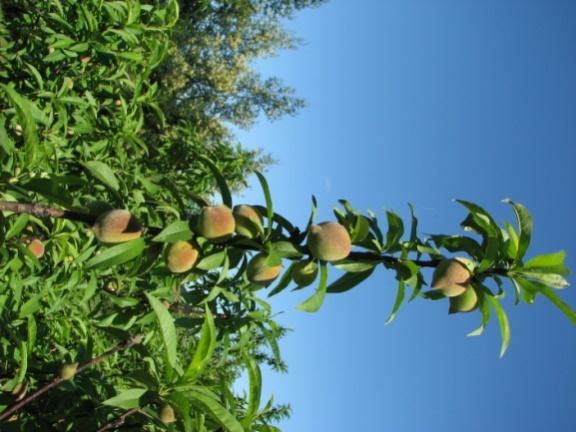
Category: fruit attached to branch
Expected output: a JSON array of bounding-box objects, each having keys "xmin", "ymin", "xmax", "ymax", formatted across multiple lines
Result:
[
  {"xmin": 196, "ymin": 205, "xmax": 235, "ymax": 242},
  {"xmin": 247, "ymin": 253, "xmax": 283, "ymax": 286},
  {"xmin": 92, "ymin": 210, "xmax": 142, "ymax": 244},
  {"xmin": 166, "ymin": 241, "xmax": 199, "ymax": 273},
  {"xmin": 431, "ymin": 257, "xmax": 473, "ymax": 297},
  {"xmin": 233, "ymin": 205, "xmax": 263, "ymax": 239},
  {"xmin": 449, "ymin": 286, "xmax": 479, "ymax": 313},
  {"xmin": 291, "ymin": 260, "xmax": 318, "ymax": 287},
  {"xmin": 307, "ymin": 222, "xmax": 352, "ymax": 262}
]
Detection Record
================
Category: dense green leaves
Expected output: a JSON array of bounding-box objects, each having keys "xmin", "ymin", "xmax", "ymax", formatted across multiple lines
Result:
[{"xmin": 0, "ymin": 1, "xmax": 573, "ymax": 430}]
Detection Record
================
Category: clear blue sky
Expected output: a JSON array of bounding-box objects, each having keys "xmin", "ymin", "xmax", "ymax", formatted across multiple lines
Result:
[{"xmin": 234, "ymin": 1, "xmax": 576, "ymax": 430}]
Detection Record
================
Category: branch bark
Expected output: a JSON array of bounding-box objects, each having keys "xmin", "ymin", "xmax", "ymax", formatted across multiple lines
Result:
[
  {"xmin": 95, "ymin": 407, "xmax": 140, "ymax": 432},
  {"xmin": 0, "ymin": 201, "xmax": 96, "ymax": 225}
]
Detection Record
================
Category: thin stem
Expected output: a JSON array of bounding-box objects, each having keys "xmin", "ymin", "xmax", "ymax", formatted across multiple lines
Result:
[
  {"xmin": 95, "ymin": 407, "xmax": 140, "ymax": 432},
  {"xmin": 0, "ymin": 201, "xmax": 96, "ymax": 225},
  {"xmin": 0, "ymin": 335, "xmax": 142, "ymax": 423}
]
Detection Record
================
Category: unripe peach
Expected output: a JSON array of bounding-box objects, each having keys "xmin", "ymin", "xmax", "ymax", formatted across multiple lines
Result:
[
  {"xmin": 449, "ymin": 286, "xmax": 479, "ymax": 313},
  {"xmin": 92, "ymin": 209, "xmax": 142, "ymax": 244},
  {"xmin": 291, "ymin": 260, "xmax": 318, "ymax": 287},
  {"xmin": 196, "ymin": 205, "xmax": 235, "ymax": 242},
  {"xmin": 233, "ymin": 205, "xmax": 263, "ymax": 239},
  {"xmin": 247, "ymin": 253, "xmax": 283, "ymax": 286},
  {"xmin": 27, "ymin": 238, "xmax": 44, "ymax": 258},
  {"xmin": 159, "ymin": 404, "xmax": 176, "ymax": 424},
  {"xmin": 59, "ymin": 362, "xmax": 79, "ymax": 381},
  {"xmin": 166, "ymin": 241, "xmax": 199, "ymax": 273},
  {"xmin": 431, "ymin": 257, "xmax": 473, "ymax": 297},
  {"xmin": 306, "ymin": 222, "xmax": 351, "ymax": 262}
]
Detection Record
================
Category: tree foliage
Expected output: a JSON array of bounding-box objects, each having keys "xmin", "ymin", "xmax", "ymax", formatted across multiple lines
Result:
[{"xmin": 0, "ymin": 1, "xmax": 573, "ymax": 430}]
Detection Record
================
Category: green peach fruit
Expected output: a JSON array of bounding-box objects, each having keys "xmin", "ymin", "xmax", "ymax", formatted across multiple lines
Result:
[
  {"xmin": 159, "ymin": 404, "xmax": 176, "ymax": 424},
  {"xmin": 92, "ymin": 209, "xmax": 142, "ymax": 244},
  {"xmin": 233, "ymin": 205, "xmax": 263, "ymax": 239},
  {"xmin": 197, "ymin": 205, "xmax": 235, "ymax": 242},
  {"xmin": 166, "ymin": 241, "xmax": 199, "ymax": 273},
  {"xmin": 291, "ymin": 260, "xmax": 318, "ymax": 287},
  {"xmin": 59, "ymin": 362, "xmax": 79, "ymax": 381},
  {"xmin": 449, "ymin": 286, "xmax": 479, "ymax": 313},
  {"xmin": 307, "ymin": 222, "xmax": 352, "ymax": 262},
  {"xmin": 247, "ymin": 253, "xmax": 283, "ymax": 285},
  {"xmin": 431, "ymin": 257, "xmax": 473, "ymax": 297}
]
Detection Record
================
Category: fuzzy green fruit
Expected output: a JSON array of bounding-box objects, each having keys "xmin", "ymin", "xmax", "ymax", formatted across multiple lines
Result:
[
  {"xmin": 59, "ymin": 362, "xmax": 79, "ymax": 381},
  {"xmin": 247, "ymin": 253, "xmax": 283, "ymax": 286},
  {"xmin": 449, "ymin": 286, "xmax": 479, "ymax": 313},
  {"xmin": 92, "ymin": 209, "xmax": 142, "ymax": 244},
  {"xmin": 291, "ymin": 260, "xmax": 318, "ymax": 287},
  {"xmin": 159, "ymin": 404, "xmax": 176, "ymax": 424},
  {"xmin": 431, "ymin": 257, "xmax": 473, "ymax": 297},
  {"xmin": 307, "ymin": 222, "xmax": 352, "ymax": 262},
  {"xmin": 166, "ymin": 241, "xmax": 199, "ymax": 273},
  {"xmin": 233, "ymin": 205, "xmax": 263, "ymax": 239},
  {"xmin": 197, "ymin": 205, "xmax": 235, "ymax": 242}
]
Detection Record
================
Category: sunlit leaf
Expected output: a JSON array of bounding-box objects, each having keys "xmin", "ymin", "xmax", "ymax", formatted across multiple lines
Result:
[{"xmin": 146, "ymin": 293, "xmax": 178, "ymax": 369}]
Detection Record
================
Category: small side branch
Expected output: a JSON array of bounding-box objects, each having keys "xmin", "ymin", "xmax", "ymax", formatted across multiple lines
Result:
[
  {"xmin": 95, "ymin": 407, "xmax": 140, "ymax": 432},
  {"xmin": 0, "ymin": 201, "xmax": 96, "ymax": 225},
  {"xmin": 0, "ymin": 335, "xmax": 143, "ymax": 423}
]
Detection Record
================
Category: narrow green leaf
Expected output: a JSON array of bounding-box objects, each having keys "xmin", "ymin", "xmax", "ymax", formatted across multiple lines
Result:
[
  {"xmin": 182, "ymin": 307, "xmax": 216, "ymax": 382},
  {"xmin": 188, "ymin": 388, "xmax": 244, "ymax": 432},
  {"xmin": 385, "ymin": 281, "xmax": 405, "ymax": 325},
  {"xmin": 255, "ymin": 171, "xmax": 273, "ymax": 238},
  {"xmin": 327, "ymin": 268, "xmax": 375, "ymax": 293},
  {"xmin": 85, "ymin": 238, "xmax": 145, "ymax": 270},
  {"xmin": 268, "ymin": 262, "xmax": 296, "ymax": 297},
  {"xmin": 486, "ymin": 295, "xmax": 511, "ymax": 358},
  {"xmin": 297, "ymin": 262, "xmax": 328, "ymax": 312},
  {"xmin": 102, "ymin": 388, "xmax": 147, "ymax": 410},
  {"xmin": 518, "ymin": 271, "xmax": 569, "ymax": 289},
  {"xmin": 333, "ymin": 260, "xmax": 377, "ymax": 273},
  {"xmin": 524, "ymin": 250, "xmax": 569, "ymax": 276},
  {"xmin": 351, "ymin": 214, "xmax": 370, "ymax": 243},
  {"xmin": 270, "ymin": 241, "xmax": 304, "ymax": 259},
  {"xmin": 539, "ymin": 286, "xmax": 576, "ymax": 325},
  {"xmin": 196, "ymin": 250, "xmax": 227, "ymax": 271},
  {"xmin": 1, "ymin": 84, "xmax": 40, "ymax": 166},
  {"xmin": 242, "ymin": 357, "xmax": 262, "ymax": 428},
  {"xmin": 502, "ymin": 199, "xmax": 532, "ymax": 262},
  {"xmin": 197, "ymin": 155, "xmax": 232, "ymax": 208},
  {"xmin": 299, "ymin": 195, "xmax": 318, "ymax": 243},
  {"xmin": 83, "ymin": 161, "xmax": 120, "ymax": 191},
  {"xmin": 504, "ymin": 222, "xmax": 519, "ymax": 260},
  {"xmin": 384, "ymin": 210, "xmax": 404, "ymax": 252},
  {"xmin": 152, "ymin": 221, "xmax": 193, "ymax": 242},
  {"xmin": 18, "ymin": 294, "xmax": 42, "ymax": 318},
  {"xmin": 146, "ymin": 293, "xmax": 178, "ymax": 369},
  {"xmin": 5, "ymin": 214, "xmax": 30, "ymax": 240},
  {"xmin": 16, "ymin": 341, "xmax": 27, "ymax": 384},
  {"xmin": 467, "ymin": 284, "xmax": 491, "ymax": 336}
]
